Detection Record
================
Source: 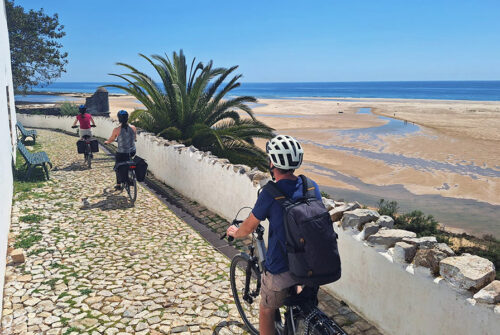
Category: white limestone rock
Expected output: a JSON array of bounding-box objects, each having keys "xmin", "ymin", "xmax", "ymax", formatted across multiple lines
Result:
[
  {"xmin": 11, "ymin": 249, "xmax": 25, "ymax": 263},
  {"xmin": 330, "ymin": 202, "xmax": 361, "ymax": 222},
  {"xmin": 393, "ymin": 242, "xmax": 417, "ymax": 263},
  {"xmin": 341, "ymin": 209, "xmax": 380, "ymax": 230},
  {"xmin": 402, "ymin": 236, "xmax": 438, "ymax": 248},
  {"xmin": 435, "ymin": 243, "xmax": 455, "ymax": 256},
  {"xmin": 322, "ymin": 198, "xmax": 336, "ymax": 211},
  {"xmin": 413, "ymin": 248, "xmax": 447, "ymax": 275},
  {"xmin": 376, "ymin": 215, "xmax": 394, "ymax": 228},
  {"xmin": 366, "ymin": 229, "xmax": 416, "ymax": 247},
  {"xmin": 473, "ymin": 280, "xmax": 500, "ymax": 304},
  {"xmin": 440, "ymin": 255, "xmax": 496, "ymax": 290},
  {"xmin": 362, "ymin": 222, "xmax": 380, "ymax": 239}
]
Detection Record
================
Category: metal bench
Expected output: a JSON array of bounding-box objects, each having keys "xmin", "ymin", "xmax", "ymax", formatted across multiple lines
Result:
[
  {"xmin": 16, "ymin": 121, "xmax": 37, "ymax": 144},
  {"xmin": 17, "ymin": 141, "xmax": 52, "ymax": 180}
]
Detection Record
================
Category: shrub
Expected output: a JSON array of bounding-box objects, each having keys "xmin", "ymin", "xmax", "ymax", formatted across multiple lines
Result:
[
  {"xmin": 377, "ymin": 199, "xmax": 399, "ymax": 217},
  {"xmin": 320, "ymin": 191, "xmax": 330, "ymax": 199},
  {"xmin": 59, "ymin": 102, "xmax": 79, "ymax": 116},
  {"xmin": 394, "ymin": 210, "xmax": 438, "ymax": 237}
]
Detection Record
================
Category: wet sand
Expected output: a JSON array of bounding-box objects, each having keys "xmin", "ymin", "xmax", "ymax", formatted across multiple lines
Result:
[
  {"xmin": 250, "ymin": 98, "xmax": 500, "ymax": 237},
  {"xmin": 105, "ymin": 95, "xmax": 500, "ymax": 237}
]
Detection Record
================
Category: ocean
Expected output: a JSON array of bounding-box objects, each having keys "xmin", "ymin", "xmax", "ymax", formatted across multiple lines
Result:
[{"xmin": 22, "ymin": 80, "xmax": 500, "ymax": 101}]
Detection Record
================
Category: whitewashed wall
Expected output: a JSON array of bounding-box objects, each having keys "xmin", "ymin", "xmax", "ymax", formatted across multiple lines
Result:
[
  {"xmin": 0, "ymin": 0, "xmax": 17, "ymax": 315},
  {"xmin": 325, "ymin": 228, "xmax": 500, "ymax": 335},
  {"xmin": 16, "ymin": 114, "xmax": 500, "ymax": 335}
]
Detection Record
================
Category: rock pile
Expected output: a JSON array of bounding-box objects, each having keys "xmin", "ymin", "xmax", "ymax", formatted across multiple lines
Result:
[{"xmin": 325, "ymin": 197, "xmax": 499, "ymax": 309}]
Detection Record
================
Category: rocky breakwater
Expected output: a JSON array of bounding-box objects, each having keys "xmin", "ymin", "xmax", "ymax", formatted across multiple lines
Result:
[{"xmin": 322, "ymin": 198, "xmax": 500, "ymax": 314}]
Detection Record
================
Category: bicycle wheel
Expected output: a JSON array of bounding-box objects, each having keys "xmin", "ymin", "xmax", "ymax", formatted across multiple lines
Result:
[
  {"xmin": 126, "ymin": 169, "xmax": 137, "ymax": 204},
  {"xmin": 230, "ymin": 254, "xmax": 261, "ymax": 335}
]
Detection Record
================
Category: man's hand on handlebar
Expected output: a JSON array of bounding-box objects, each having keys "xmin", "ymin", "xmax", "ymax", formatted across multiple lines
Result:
[
  {"xmin": 91, "ymin": 125, "xmax": 96, "ymax": 128},
  {"xmin": 71, "ymin": 125, "xmax": 78, "ymax": 128},
  {"xmin": 226, "ymin": 225, "xmax": 239, "ymax": 239}
]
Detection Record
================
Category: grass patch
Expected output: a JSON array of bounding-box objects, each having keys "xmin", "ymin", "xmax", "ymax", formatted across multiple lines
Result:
[
  {"xmin": 19, "ymin": 214, "xmax": 45, "ymax": 223},
  {"xmin": 63, "ymin": 327, "xmax": 80, "ymax": 335},
  {"xmin": 320, "ymin": 191, "xmax": 330, "ymax": 199},
  {"xmin": 58, "ymin": 292, "xmax": 69, "ymax": 299},
  {"xmin": 44, "ymin": 278, "xmax": 58, "ymax": 290},
  {"xmin": 60, "ymin": 317, "xmax": 70, "ymax": 327},
  {"xmin": 50, "ymin": 262, "xmax": 68, "ymax": 269},
  {"xmin": 14, "ymin": 226, "xmax": 42, "ymax": 249},
  {"xmin": 28, "ymin": 248, "xmax": 47, "ymax": 256},
  {"xmin": 79, "ymin": 288, "xmax": 92, "ymax": 295}
]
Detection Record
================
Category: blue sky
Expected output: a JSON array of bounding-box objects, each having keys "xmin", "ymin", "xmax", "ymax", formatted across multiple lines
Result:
[{"xmin": 12, "ymin": 0, "xmax": 500, "ymax": 82}]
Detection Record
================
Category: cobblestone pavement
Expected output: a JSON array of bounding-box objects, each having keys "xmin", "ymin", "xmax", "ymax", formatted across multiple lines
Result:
[{"xmin": 2, "ymin": 129, "xmax": 382, "ymax": 335}]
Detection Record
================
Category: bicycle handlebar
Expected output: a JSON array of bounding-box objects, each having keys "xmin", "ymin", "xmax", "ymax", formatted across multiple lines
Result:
[
  {"xmin": 91, "ymin": 125, "xmax": 96, "ymax": 128},
  {"xmin": 71, "ymin": 125, "xmax": 77, "ymax": 128},
  {"xmin": 220, "ymin": 219, "xmax": 243, "ymax": 242}
]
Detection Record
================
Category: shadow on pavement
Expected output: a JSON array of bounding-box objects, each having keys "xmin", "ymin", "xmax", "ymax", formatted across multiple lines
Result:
[
  {"xmin": 212, "ymin": 320, "xmax": 250, "ymax": 334},
  {"xmin": 80, "ymin": 188, "xmax": 134, "ymax": 210},
  {"xmin": 54, "ymin": 162, "xmax": 89, "ymax": 171}
]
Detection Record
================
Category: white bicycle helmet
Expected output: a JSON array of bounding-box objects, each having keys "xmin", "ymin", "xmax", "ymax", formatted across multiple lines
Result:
[{"xmin": 266, "ymin": 135, "xmax": 304, "ymax": 170}]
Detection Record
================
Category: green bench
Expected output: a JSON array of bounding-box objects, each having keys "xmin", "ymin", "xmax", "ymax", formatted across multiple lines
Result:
[
  {"xmin": 16, "ymin": 121, "xmax": 37, "ymax": 144},
  {"xmin": 17, "ymin": 141, "xmax": 52, "ymax": 180}
]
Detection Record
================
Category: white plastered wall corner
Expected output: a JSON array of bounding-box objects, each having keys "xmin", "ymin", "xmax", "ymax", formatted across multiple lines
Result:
[{"xmin": 0, "ymin": 0, "xmax": 17, "ymax": 315}]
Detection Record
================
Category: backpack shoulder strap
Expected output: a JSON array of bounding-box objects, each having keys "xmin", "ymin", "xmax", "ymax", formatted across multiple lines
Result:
[
  {"xmin": 263, "ymin": 181, "xmax": 290, "ymax": 207},
  {"xmin": 299, "ymin": 175, "xmax": 317, "ymax": 199}
]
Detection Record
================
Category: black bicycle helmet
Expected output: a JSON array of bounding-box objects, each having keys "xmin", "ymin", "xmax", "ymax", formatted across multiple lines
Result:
[{"xmin": 117, "ymin": 110, "xmax": 128, "ymax": 123}]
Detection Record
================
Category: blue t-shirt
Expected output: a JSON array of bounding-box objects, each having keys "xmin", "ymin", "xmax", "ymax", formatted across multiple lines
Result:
[{"xmin": 252, "ymin": 177, "xmax": 322, "ymax": 274}]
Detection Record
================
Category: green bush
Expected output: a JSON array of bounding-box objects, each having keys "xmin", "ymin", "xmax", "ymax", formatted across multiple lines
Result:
[
  {"xmin": 377, "ymin": 199, "xmax": 399, "ymax": 217},
  {"xmin": 59, "ymin": 102, "xmax": 79, "ymax": 116},
  {"xmin": 394, "ymin": 210, "xmax": 438, "ymax": 237},
  {"xmin": 320, "ymin": 191, "xmax": 330, "ymax": 199}
]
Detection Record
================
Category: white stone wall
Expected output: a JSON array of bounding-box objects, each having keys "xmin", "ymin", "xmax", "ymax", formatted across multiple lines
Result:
[
  {"xmin": 325, "ymin": 228, "xmax": 500, "ymax": 335},
  {"xmin": 0, "ymin": 0, "xmax": 17, "ymax": 315},
  {"xmin": 16, "ymin": 114, "xmax": 500, "ymax": 335}
]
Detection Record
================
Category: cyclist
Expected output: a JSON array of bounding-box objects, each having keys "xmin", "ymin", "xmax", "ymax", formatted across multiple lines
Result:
[
  {"xmin": 226, "ymin": 135, "xmax": 322, "ymax": 335},
  {"xmin": 104, "ymin": 110, "xmax": 137, "ymax": 190},
  {"xmin": 72, "ymin": 105, "xmax": 96, "ymax": 139}
]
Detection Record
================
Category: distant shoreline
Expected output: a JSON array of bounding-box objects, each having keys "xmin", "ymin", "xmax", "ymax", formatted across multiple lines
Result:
[
  {"xmin": 18, "ymin": 91, "xmax": 500, "ymax": 104},
  {"xmin": 23, "ymin": 80, "xmax": 500, "ymax": 101}
]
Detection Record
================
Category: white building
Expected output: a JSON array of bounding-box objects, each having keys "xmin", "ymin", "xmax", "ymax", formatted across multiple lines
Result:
[{"xmin": 0, "ymin": 0, "xmax": 17, "ymax": 314}]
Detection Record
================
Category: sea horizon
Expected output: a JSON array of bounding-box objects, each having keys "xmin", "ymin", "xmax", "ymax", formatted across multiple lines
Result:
[{"xmin": 21, "ymin": 80, "xmax": 500, "ymax": 102}]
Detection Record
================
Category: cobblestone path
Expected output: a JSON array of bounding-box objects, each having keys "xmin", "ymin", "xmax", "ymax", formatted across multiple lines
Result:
[{"xmin": 2, "ymin": 129, "xmax": 382, "ymax": 335}]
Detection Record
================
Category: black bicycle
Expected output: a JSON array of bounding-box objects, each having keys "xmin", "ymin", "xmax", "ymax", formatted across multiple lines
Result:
[
  {"xmin": 222, "ymin": 210, "xmax": 347, "ymax": 335},
  {"xmin": 114, "ymin": 155, "xmax": 137, "ymax": 204},
  {"xmin": 72, "ymin": 125, "xmax": 96, "ymax": 169}
]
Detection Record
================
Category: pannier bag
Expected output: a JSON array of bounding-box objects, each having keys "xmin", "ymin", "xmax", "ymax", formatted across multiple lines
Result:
[
  {"xmin": 116, "ymin": 163, "xmax": 129, "ymax": 184},
  {"xmin": 76, "ymin": 140, "xmax": 86, "ymax": 154},
  {"xmin": 133, "ymin": 156, "xmax": 148, "ymax": 182},
  {"xmin": 90, "ymin": 139, "xmax": 99, "ymax": 152},
  {"xmin": 263, "ymin": 175, "xmax": 341, "ymax": 286}
]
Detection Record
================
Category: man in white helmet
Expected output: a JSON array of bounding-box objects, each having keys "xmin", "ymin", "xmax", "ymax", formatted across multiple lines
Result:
[{"xmin": 227, "ymin": 135, "xmax": 323, "ymax": 335}]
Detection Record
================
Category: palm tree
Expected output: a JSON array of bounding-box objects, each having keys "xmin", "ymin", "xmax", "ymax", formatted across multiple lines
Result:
[{"xmin": 106, "ymin": 50, "xmax": 274, "ymax": 170}]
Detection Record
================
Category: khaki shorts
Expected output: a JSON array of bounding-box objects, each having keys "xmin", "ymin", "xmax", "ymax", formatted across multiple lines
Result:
[{"xmin": 260, "ymin": 271, "xmax": 298, "ymax": 309}]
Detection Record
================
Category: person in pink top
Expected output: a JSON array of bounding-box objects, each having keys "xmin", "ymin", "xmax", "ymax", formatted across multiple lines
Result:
[{"xmin": 72, "ymin": 105, "xmax": 96, "ymax": 138}]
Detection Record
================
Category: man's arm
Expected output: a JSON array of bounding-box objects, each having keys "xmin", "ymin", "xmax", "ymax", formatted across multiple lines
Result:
[
  {"xmin": 72, "ymin": 118, "xmax": 78, "ymax": 127},
  {"xmin": 227, "ymin": 213, "xmax": 261, "ymax": 239},
  {"xmin": 90, "ymin": 115, "xmax": 96, "ymax": 126}
]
